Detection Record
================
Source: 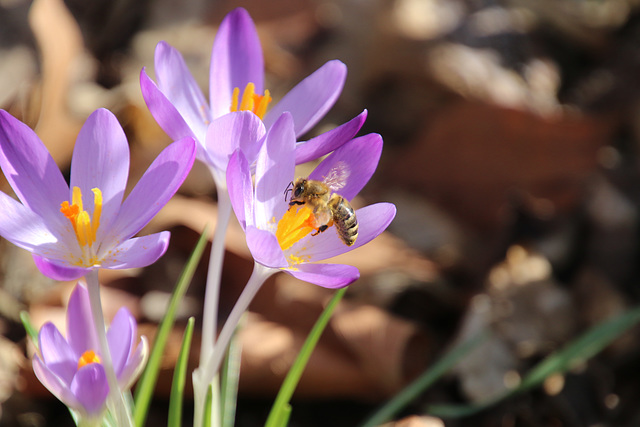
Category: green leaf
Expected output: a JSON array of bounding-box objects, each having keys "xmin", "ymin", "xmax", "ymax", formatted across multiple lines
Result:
[
  {"xmin": 203, "ymin": 385, "xmax": 213, "ymax": 427},
  {"xmin": 265, "ymin": 286, "xmax": 348, "ymax": 427},
  {"xmin": 359, "ymin": 332, "xmax": 487, "ymax": 427},
  {"xmin": 20, "ymin": 311, "xmax": 39, "ymax": 348},
  {"xmin": 133, "ymin": 226, "xmax": 209, "ymax": 427},
  {"xmin": 168, "ymin": 317, "xmax": 195, "ymax": 427},
  {"xmin": 277, "ymin": 404, "xmax": 291, "ymax": 427},
  {"xmin": 428, "ymin": 305, "xmax": 640, "ymax": 418}
]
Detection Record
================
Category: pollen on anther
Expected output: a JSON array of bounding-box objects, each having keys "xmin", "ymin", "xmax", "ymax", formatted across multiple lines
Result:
[{"xmin": 275, "ymin": 206, "xmax": 317, "ymax": 251}]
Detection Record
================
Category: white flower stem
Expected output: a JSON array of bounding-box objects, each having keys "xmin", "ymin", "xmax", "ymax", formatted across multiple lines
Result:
[
  {"xmin": 200, "ymin": 188, "xmax": 232, "ymax": 366},
  {"xmin": 194, "ymin": 187, "xmax": 232, "ymax": 427},
  {"xmin": 203, "ymin": 262, "xmax": 275, "ymax": 392},
  {"xmin": 85, "ymin": 270, "xmax": 133, "ymax": 427},
  {"xmin": 194, "ymin": 262, "xmax": 274, "ymax": 427}
]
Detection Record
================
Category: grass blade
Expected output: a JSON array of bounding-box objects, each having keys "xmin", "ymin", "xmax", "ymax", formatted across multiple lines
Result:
[
  {"xmin": 20, "ymin": 311, "xmax": 39, "ymax": 348},
  {"xmin": 428, "ymin": 305, "xmax": 640, "ymax": 418},
  {"xmin": 360, "ymin": 332, "xmax": 487, "ymax": 427},
  {"xmin": 133, "ymin": 226, "xmax": 209, "ymax": 427},
  {"xmin": 265, "ymin": 286, "xmax": 348, "ymax": 427},
  {"xmin": 203, "ymin": 385, "xmax": 213, "ymax": 427},
  {"xmin": 168, "ymin": 317, "xmax": 195, "ymax": 427}
]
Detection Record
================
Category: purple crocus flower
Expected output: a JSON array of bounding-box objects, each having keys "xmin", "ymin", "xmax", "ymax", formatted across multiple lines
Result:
[
  {"xmin": 33, "ymin": 283, "xmax": 147, "ymax": 419},
  {"xmin": 140, "ymin": 7, "xmax": 366, "ymax": 184},
  {"xmin": 226, "ymin": 113, "xmax": 396, "ymax": 288},
  {"xmin": 0, "ymin": 108, "xmax": 196, "ymax": 281}
]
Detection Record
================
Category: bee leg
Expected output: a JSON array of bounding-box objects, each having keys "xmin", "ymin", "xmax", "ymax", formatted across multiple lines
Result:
[
  {"xmin": 289, "ymin": 200, "xmax": 305, "ymax": 206},
  {"xmin": 311, "ymin": 225, "xmax": 329, "ymax": 236}
]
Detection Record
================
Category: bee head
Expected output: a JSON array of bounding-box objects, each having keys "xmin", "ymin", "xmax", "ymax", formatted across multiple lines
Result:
[
  {"xmin": 286, "ymin": 178, "xmax": 307, "ymax": 206},
  {"xmin": 293, "ymin": 179, "xmax": 307, "ymax": 199}
]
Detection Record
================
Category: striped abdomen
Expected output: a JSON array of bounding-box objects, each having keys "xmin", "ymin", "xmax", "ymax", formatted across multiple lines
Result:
[{"xmin": 329, "ymin": 194, "xmax": 358, "ymax": 246}]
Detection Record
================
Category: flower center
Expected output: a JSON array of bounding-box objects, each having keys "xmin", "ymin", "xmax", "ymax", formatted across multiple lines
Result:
[
  {"xmin": 275, "ymin": 206, "xmax": 317, "ymax": 251},
  {"xmin": 77, "ymin": 350, "xmax": 102, "ymax": 370},
  {"xmin": 230, "ymin": 82, "xmax": 272, "ymax": 120},
  {"xmin": 60, "ymin": 186, "xmax": 102, "ymax": 265}
]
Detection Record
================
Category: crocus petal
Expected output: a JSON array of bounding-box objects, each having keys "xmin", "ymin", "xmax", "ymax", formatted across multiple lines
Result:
[
  {"xmin": 32, "ymin": 256, "xmax": 90, "ymax": 281},
  {"xmin": 0, "ymin": 110, "xmax": 69, "ymax": 232},
  {"xmin": 104, "ymin": 137, "xmax": 195, "ymax": 244},
  {"xmin": 100, "ymin": 232, "xmax": 170, "ymax": 269},
  {"xmin": 205, "ymin": 111, "xmax": 265, "ymax": 173},
  {"xmin": 263, "ymin": 60, "xmax": 347, "ymax": 137},
  {"xmin": 66, "ymin": 284, "xmax": 100, "ymax": 360},
  {"xmin": 107, "ymin": 307, "xmax": 135, "ymax": 377},
  {"xmin": 294, "ymin": 202, "xmax": 396, "ymax": 261},
  {"xmin": 38, "ymin": 323, "xmax": 78, "ymax": 385},
  {"xmin": 308, "ymin": 133, "xmax": 382, "ymax": 201},
  {"xmin": 153, "ymin": 42, "xmax": 210, "ymax": 143},
  {"xmin": 33, "ymin": 356, "xmax": 81, "ymax": 409},
  {"xmin": 294, "ymin": 110, "xmax": 367, "ymax": 165},
  {"xmin": 118, "ymin": 336, "xmax": 147, "ymax": 390},
  {"xmin": 71, "ymin": 363, "xmax": 109, "ymax": 416},
  {"xmin": 210, "ymin": 8, "xmax": 264, "ymax": 119},
  {"xmin": 70, "ymin": 109, "xmax": 129, "ymax": 237},
  {"xmin": 246, "ymin": 226, "xmax": 288, "ymax": 268},
  {"xmin": 286, "ymin": 263, "xmax": 359, "ymax": 288},
  {"xmin": 0, "ymin": 192, "xmax": 59, "ymax": 251},
  {"xmin": 140, "ymin": 68, "xmax": 203, "ymax": 152},
  {"xmin": 227, "ymin": 150, "xmax": 254, "ymax": 230},
  {"xmin": 254, "ymin": 113, "xmax": 295, "ymax": 228}
]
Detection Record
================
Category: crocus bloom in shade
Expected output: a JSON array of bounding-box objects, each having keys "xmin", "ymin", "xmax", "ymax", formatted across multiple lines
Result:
[
  {"xmin": 140, "ymin": 7, "xmax": 366, "ymax": 183},
  {"xmin": 0, "ymin": 108, "xmax": 196, "ymax": 281},
  {"xmin": 227, "ymin": 113, "xmax": 397, "ymax": 288},
  {"xmin": 33, "ymin": 283, "xmax": 147, "ymax": 419}
]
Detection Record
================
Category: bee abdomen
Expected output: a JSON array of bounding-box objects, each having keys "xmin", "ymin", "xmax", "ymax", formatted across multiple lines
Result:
[{"xmin": 330, "ymin": 195, "xmax": 358, "ymax": 246}]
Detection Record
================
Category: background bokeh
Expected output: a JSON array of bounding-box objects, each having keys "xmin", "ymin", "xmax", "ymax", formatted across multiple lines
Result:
[{"xmin": 3, "ymin": 0, "xmax": 640, "ymax": 426}]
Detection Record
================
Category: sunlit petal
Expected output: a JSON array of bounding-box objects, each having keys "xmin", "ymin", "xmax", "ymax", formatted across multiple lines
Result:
[
  {"xmin": 70, "ymin": 109, "xmax": 129, "ymax": 237},
  {"xmin": 66, "ymin": 285, "xmax": 100, "ymax": 360},
  {"xmin": 254, "ymin": 113, "xmax": 295, "ymax": 227},
  {"xmin": 100, "ymin": 232, "xmax": 171, "ymax": 270},
  {"xmin": 286, "ymin": 263, "xmax": 359, "ymax": 288},
  {"xmin": 263, "ymin": 60, "xmax": 347, "ymax": 137},
  {"xmin": 308, "ymin": 133, "xmax": 383, "ymax": 201},
  {"xmin": 154, "ymin": 41, "xmax": 210, "ymax": 143},
  {"xmin": 0, "ymin": 110, "xmax": 69, "ymax": 232},
  {"xmin": 210, "ymin": 8, "xmax": 263, "ymax": 119}
]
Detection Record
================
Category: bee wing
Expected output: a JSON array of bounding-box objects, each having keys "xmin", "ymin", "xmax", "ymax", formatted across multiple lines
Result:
[{"xmin": 322, "ymin": 161, "xmax": 350, "ymax": 192}]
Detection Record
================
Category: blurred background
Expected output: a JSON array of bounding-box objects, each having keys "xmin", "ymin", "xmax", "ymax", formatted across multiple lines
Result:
[{"xmin": 2, "ymin": 0, "xmax": 640, "ymax": 426}]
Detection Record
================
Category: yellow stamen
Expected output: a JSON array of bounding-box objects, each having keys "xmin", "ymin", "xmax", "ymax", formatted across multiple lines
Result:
[
  {"xmin": 239, "ymin": 82, "xmax": 256, "ymax": 111},
  {"xmin": 76, "ymin": 211, "xmax": 92, "ymax": 247},
  {"xmin": 254, "ymin": 89, "xmax": 271, "ymax": 119},
  {"xmin": 229, "ymin": 82, "xmax": 272, "ymax": 120},
  {"xmin": 72, "ymin": 186, "xmax": 83, "ymax": 211},
  {"xmin": 77, "ymin": 350, "xmax": 101, "ymax": 369},
  {"xmin": 60, "ymin": 186, "xmax": 103, "ymax": 248},
  {"xmin": 91, "ymin": 188, "xmax": 102, "ymax": 236},
  {"xmin": 230, "ymin": 87, "xmax": 240, "ymax": 113},
  {"xmin": 275, "ymin": 206, "xmax": 316, "ymax": 251}
]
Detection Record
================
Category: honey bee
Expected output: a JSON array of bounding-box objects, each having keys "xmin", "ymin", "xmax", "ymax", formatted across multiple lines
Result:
[{"xmin": 284, "ymin": 162, "xmax": 358, "ymax": 246}]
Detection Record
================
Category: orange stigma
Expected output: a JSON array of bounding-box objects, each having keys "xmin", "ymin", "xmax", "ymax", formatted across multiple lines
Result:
[
  {"xmin": 230, "ymin": 82, "xmax": 272, "ymax": 120},
  {"xmin": 77, "ymin": 350, "xmax": 102, "ymax": 369}
]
